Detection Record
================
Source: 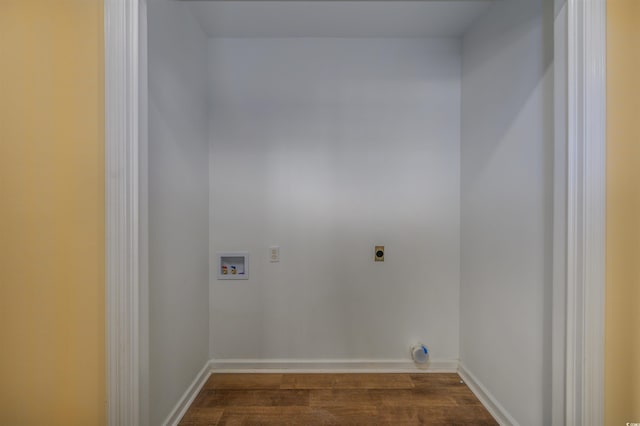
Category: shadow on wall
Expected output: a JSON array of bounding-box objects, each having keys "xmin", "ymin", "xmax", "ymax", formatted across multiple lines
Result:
[
  {"xmin": 460, "ymin": 0, "xmax": 555, "ymax": 424},
  {"xmin": 461, "ymin": 0, "xmax": 554, "ymax": 166}
]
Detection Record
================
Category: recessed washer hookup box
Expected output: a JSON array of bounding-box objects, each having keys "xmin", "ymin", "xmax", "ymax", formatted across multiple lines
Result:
[{"xmin": 217, "ymin": 252, "xmax": 249, "ymax": 280}]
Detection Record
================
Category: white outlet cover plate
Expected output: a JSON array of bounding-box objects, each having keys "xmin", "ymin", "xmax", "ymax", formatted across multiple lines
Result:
[{"xmin": 270, "ymin": 246, "xmax": 280, "ymax": 262}]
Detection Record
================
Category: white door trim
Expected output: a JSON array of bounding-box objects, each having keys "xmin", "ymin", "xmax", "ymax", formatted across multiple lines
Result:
[
  {"xmin": 104, "ymin": 1, "xmax": 607, "ymax": 424},
  {"xmin": 565, "ymin": 0, "xmax": 607, "ymax": 425},
  {"xmin": 105, "ymin": 0, "xmax": 140, "ymax": 424}
]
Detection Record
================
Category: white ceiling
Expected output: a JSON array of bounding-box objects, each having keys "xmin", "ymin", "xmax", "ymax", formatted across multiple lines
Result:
[{"xmin": 187, "ymin": 1, "xmax": 496, "ymax": 38}]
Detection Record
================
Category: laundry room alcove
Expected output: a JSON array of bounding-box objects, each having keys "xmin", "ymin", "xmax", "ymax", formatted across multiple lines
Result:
[{"xmin": 144, "ymin": 1, "xmax": 560, "ymax": 424}]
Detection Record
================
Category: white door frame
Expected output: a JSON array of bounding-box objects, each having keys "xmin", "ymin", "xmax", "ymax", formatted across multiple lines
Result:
[
  {"xmin": 104, "ymin": 1, "xmax": 606, "ymax": 424},
  {"xmin": 105, "ymin": 0, "xmax": 140, "ymax": 425},
  {"xmin": 565, "ymin": 0, "xmax": 606, "ymax": 424}
]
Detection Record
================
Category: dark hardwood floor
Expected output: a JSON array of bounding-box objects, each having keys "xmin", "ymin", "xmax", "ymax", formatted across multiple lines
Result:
[{"xmin": 179, "ymin": 373, "xmax": 498, "ymax": 425}]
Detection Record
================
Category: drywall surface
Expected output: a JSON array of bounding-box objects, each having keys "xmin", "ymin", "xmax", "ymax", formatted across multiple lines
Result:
[
  {"xmin": 148, "ymin": 2, "xmax": 209, "ymax": 424},
  {"xmin": 0, "ymin": 0, "xmax": 105, "ymax": 424},
  {"xmin": 606, "ymin": 0, "xmax": 640, "ymax": 423},
  {"xmin": 551, "ymin": 2, "xmax": 568, "ymax": 425},
  {"xmin": 460, "ymin": 0, "xmax": 554, "ymax": 424},
  {"xmin": 189, "ymin": 1, "xmax": 494, "ymax": 38},
  {"xmin": 209, "ymin": 38, "xmax": 461, "ymax": 362}
]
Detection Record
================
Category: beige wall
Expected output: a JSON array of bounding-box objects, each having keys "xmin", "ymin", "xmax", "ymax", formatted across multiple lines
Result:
[
  {"xmin": 0, "ymin": 1, "xmax": 105, "ymax": 424},
  {"xmin": 606, "ymin": 0, "xmax": 640, "ymax": 423}
]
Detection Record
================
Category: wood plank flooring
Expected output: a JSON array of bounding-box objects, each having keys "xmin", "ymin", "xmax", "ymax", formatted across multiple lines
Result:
[{"xmin": 180, "ymin": 373, "xmax": 498, "ymax": 425}]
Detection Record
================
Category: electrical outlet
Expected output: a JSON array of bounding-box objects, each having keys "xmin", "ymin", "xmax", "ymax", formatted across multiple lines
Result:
[{"xmin": 270, "ymin": 246, "xmax": 280, "ymax": 262}]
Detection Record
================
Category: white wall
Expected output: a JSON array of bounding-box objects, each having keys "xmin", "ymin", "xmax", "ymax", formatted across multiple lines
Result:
[
  {"xmin": 208, "ymin": 38, "xmax": 461, "ymax": 362},
  {"xmin": 148, "ymin": 2, "xmax": 209, "ymax": 424},
  {"xmin": 459, "ymin": 0, "xmax": 554, "ymax": 425}
]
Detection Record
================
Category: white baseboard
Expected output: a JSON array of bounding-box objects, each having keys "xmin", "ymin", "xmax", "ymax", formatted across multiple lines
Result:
[
  {"xmin": 457, "ymin": 363, "xmax": 519, "ymax": 426},
  {"xmin": 163, "ymin": 360, "xmax": 213, "ymax": 426},
  {"xmin": 209, "ymin": 358, "xmax": 459, "ymax": 373}
]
